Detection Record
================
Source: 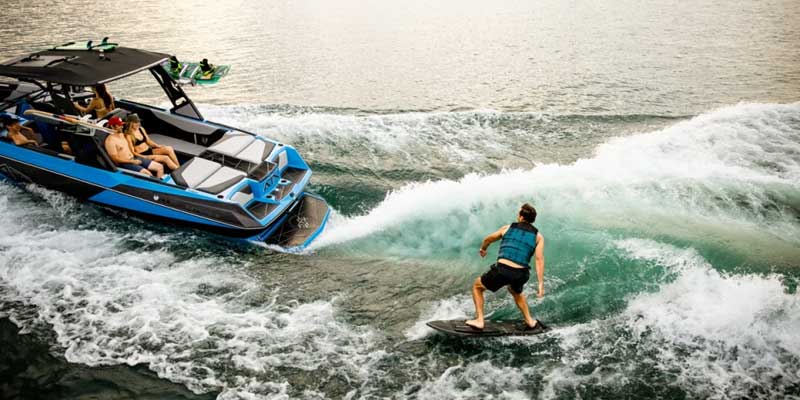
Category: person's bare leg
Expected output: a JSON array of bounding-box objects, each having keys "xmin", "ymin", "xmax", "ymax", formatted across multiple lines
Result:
[
  {"xmin": 149, "ymin": 161, "xmax": 164, "ymax": 179},
  {"xmin": 508, "ymin": 287, "xmax": 537, "ymax": 328},
  {"xmin": 151, "ymin": 154, "xmax": 178, "ymax": 170},
  {"xmin": 466, "ymin": 277, "xmax": 487, "ymax": 329},
  {"xmin": 154, "ymin": 146, "xmax": 179, "ymax": 166},
  {"xmin": 167, "ymin": 147, "xmax": 179, "ymax": 166}
]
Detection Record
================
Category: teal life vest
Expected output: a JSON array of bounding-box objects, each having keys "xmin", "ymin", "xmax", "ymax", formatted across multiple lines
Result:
[{"xmin": 497, "ymin": 222, "xmax": 539, "ymax": 268}]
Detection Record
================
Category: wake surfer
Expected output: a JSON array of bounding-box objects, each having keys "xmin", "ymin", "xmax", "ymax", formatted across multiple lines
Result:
[{"xmin": 465, "ymin": 203, "xmax": 545, "ymax": 330}]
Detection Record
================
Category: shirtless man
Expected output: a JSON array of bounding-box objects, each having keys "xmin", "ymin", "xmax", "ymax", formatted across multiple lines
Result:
[
  {"xmin": 1, "ymin": 115, "xmax": 42, "ymax": 147},
  {"xmin": 466, "ymin": 203, "xmax": 545, "ymax": 330},
  {"xmin": 103, "ymin": 116, "xmax": 164, "ymax": 178}
]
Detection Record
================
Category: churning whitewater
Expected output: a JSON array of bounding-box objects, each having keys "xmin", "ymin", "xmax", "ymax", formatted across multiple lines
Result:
[{"xmin": 1, "ymin": 102, "xmax": 798, "ymax": 399}]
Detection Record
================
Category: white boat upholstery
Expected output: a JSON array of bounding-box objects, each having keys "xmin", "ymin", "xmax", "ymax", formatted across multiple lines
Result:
[
  {"xmin": 208, "ymin": 133, "xmax": 253, "ymax": 156},
  {"xmin": 148, "ymin": 133, "xmax": 207, "ymax": 156},
  {"xmin": 170, "ymin": 132, "xmax": 278, "ymax": 193},
  {"xmin": 195, "ymin": 166, "xmax": 246, "ymax": 194},
  {"xmin": 236, "ymin": 140, "xmax": 270, "ymax": 164},
  {"xmin": 171, "ymin": 158, "xmax": 248, "ymax": 194},
  {"xmin": 172, "ymin": 157, "xmax": 221, "ymax": 188},
  {"xmin": 206, "ymin": 132, "xmax": 275, "ymax": 164}
]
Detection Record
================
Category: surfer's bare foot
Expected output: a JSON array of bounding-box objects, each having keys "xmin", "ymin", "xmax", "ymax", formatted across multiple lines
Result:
[
  {"xmin": 525, "ymin": 319, "xmax": 539, "ymax": 329},
  {"xmin": 465, "ymin": 319, "xmax": 484, "ymax": 330}
]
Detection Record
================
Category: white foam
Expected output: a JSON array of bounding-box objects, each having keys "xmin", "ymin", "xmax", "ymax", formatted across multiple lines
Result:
[
  {"xmin": 404, "ymin": 294, "xmax": 474, "ymax": 340},
  {"xmin": 2, "ymin": 101, "xmax": 799, "ymax": 399},
  {"xmin": 0, "ymin": 184, "xmax": 384, "ymax": 399},
  {"xmin": 312, "ymin": 169, "xmax": 537, "ymax": 248},
  {"xmin": 199, "ymin": 105, "xmax": 553, "ymax": 170},
  {"xmin": 23, "ymin": 182, "xmax": 83, "ymax": 220},
  {"xmin": 617, "ymin": 239, "xmax": 800, "ymax": 393},
  {"xmin": 542, "ymin": 238, "xmax": 800, "ymax": 398},
  {"xmin": 311, "ymin": 103, "xmax": 800, "ymax": 261},
  {"xmin": 406, "ymin": 238, "xmax": 800, "ymax": 399},
  {"xmin": 412, "ymin": 361, "xmax": 532, "ymax": 400}
]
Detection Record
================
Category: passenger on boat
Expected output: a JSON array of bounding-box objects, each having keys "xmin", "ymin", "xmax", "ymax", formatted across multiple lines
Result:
[
  {"xmin": 199, "ymin": 58, "xmax": 215, "ymax": 78},
  {"xmin": 168, "ymin": 55, "xmax": 182, "ymax": 73},
  {"xmin": 1, "ymin": 114, "xmax": 43, "ymax": 147},
  {"xmin": 104, "ymin": 116, "xmax": 164, "ymax": 178},
  {"xmin": 73, "ymin": 84, "xmax": 115, "ymax": 119},
  {"xmin": 123, "ymin": 114, "xmax": 180, "ymax": 171}
]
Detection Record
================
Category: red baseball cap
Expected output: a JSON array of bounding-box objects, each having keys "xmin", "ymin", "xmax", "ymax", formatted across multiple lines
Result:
[{"xmin": 107, "ymin": 116, "xmax": 124, "ymax": 127}]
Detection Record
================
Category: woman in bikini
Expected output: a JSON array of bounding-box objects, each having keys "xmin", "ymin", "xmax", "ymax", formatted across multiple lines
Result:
[
  {"xmin": 73, "ymin": 84, "xmax": 115, "ymax": 119},
  {"xmin": 123, "ymin": 114, "xmax": 180, "ymax": 171}
]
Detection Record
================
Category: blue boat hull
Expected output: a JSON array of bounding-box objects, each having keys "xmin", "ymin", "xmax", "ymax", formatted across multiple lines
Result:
[{"xmin": 0, "ymin": 144, "xmax": 328, "ymax": 246}]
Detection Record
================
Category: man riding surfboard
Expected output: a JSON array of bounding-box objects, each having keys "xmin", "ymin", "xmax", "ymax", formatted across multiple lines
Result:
[{"xmin": 465, "ymin": 203, "xmax": 544, "ymax": 330}]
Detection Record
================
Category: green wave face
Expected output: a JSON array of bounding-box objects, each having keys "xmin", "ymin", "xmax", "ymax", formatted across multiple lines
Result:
[
  {"xmin": 313, "ymin": 103, "xmax": 800, "ymax": 269},
  {"xmin": 306, "ymin": 104, "xmax": 800, "ymax": 399}
]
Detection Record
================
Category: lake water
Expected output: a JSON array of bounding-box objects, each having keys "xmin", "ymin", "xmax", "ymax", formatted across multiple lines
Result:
[{"xmin": 1, "ymin": 0, "xmax": 799, "ymax": 399}]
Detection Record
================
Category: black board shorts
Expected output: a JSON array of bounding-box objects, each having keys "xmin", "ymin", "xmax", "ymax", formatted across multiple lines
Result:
[{"xmin": 480, "ymin": 262, "xmax": 530, "ymax": 293}]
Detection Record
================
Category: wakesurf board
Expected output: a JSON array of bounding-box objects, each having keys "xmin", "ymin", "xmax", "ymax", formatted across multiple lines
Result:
[
  {"xmin": 162, "ymin": 60, "xmax": 230, "ymax": 85},
  {"xmin": 426, "ymin": 319, "xmax": 549, "ymax": 337},
  {"xmin": 52, "ymin": 37, "xmax": 118, "ymax": 51}
]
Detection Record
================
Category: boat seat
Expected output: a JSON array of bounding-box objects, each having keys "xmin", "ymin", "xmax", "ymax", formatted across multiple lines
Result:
[
  {"xmin": 170, "ymin": 157, "xmax": 246, "ymax": 194},
  {"xmin": 196, "ymin": 166, "xmax": 246, "ymax": 194},
  {"xmin": 206, "ymin": 132, "xmax": 275, "ymax": 164},
  {"xmin": 236, "ymin": 139, "xmax": 272, "ymax": 164},
  {"xmin": 207, "ymin": 133, "xmax": 253, "ymax": 156},
  {"xmin": 71, "ymin": 131, "xmax": 116, "ymax": 171},
  {"xmin": 51, "ymin": 92, "xmax": 80, "ymax": 115},
  {"xmin": 171, "ymin": 157, "xmax": 220, "ymax": 188},
  {"xmin": 148, "ymin": 133, "xmax": 206, "ymax": 156}
]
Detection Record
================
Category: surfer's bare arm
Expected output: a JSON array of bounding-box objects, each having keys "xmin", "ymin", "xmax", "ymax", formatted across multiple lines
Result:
[
  {"xmin": 479, "ymin": 225, "xmax": 509, "ymax": 257},
  {"xmin": 535, "ymin": 233, "xmax": 545, "ymax": 298}
]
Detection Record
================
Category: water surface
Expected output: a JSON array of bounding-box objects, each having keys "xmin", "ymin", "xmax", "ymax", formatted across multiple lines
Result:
[{"xmin": 1, "ymin": 1, "xmax": 799, "ymax": 399}]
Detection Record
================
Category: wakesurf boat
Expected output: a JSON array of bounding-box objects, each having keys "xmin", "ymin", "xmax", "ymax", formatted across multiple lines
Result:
[{"xmin": 0, "ymin": 44, "xmax": 329, "ymax": 250}]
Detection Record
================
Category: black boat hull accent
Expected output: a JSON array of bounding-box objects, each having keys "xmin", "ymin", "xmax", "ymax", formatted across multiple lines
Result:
[
  {"xmin": 264, "ymin": 194, "xmax": 330, "ymax": 249},
  {"xmin": 0, "ymin": 155, "xmax": 105, "ymax": 199}
]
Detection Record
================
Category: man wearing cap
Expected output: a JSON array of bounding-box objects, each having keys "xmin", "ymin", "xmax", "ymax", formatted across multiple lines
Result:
[{"xmin": 103, "ymin": 116, "xmax": 164, "ymax": 178}]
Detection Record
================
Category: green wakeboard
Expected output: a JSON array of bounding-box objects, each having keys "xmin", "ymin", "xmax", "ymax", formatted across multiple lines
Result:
[
  {"xmin": 162, "ymin": 61, "xmax": 230, "ymax": 85},
  {"xmin": 53, "ymin": 37, "xmax": 118, "ymax": 52}
]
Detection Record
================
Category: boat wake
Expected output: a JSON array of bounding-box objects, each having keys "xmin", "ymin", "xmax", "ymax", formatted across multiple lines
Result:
[
  {"xmin": 404, "ymin": 238, "xmax": 800, "ymax": 399},
  {"xmin": 309, "ymin": 102, "xmax": 800, "ymax": 265},
  {"xmin": 0, "ymin": 184, "xmax": 383, "ymax": 399},
  {"xmin": 0, "ymin": 102, "xmax": 798, "ymax": 399}
]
